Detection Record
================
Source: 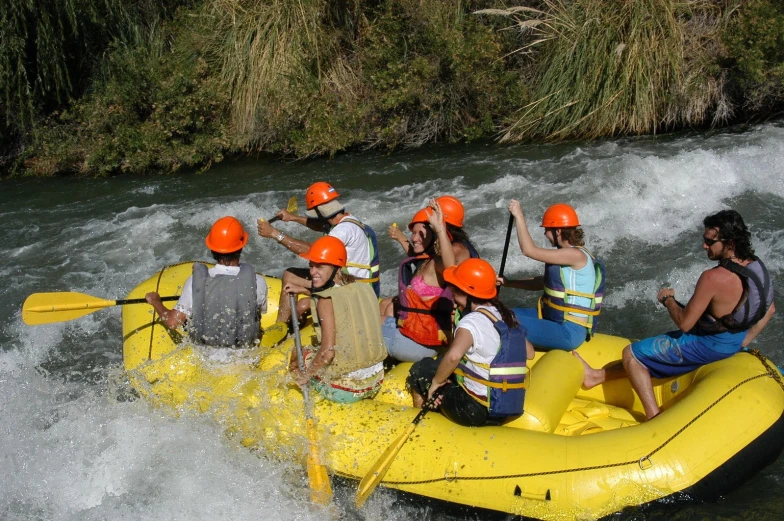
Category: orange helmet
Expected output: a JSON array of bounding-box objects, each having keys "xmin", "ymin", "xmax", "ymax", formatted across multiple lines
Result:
[
  {"xmin": 436, "ymin": 195, "xmax": 465, "ymax": 228},
  {"xmin": 541, "ymin": 203, "xmax": 580, "ymax": 228},
  {"xmin": 299, "ymin": 236, "xmax": 347, "ymax": 267},
  {"xmin": 443, "ymin": 258, "xmax": 497, "ymax": 300},
  {"xmin": 305, "ymin": 182, "xmax": 339, "ymax": 210},
  {"xmin": 205, "ymin": 216, "xmax": 248, "ymax": 253},
  {"xmin": 407, "ymin": 207, "xmax": 433, "ymax": 231}
]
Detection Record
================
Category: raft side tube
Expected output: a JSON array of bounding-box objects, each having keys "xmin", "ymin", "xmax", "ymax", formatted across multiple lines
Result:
[{"xmin": 507, "ymin": 350, "xmax": 585, "ymax": 433}]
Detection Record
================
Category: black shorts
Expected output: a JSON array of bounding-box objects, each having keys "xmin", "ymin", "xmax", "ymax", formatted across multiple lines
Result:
[{"xmin": 407, "ymin": 357, "xmax": 500, "ymax": 427}]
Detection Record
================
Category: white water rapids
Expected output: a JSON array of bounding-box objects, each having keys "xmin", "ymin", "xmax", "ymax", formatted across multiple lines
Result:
[{"xmin": 1, "ymin": 122, "xmax": 783, "ymax": 520}]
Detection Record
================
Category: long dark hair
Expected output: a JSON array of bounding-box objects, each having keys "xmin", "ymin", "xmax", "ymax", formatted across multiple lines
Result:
[
  {"xmin": 703, "ymin": 210, "xmax": 755, "ymax": 260},
  {"xmin": 433, "ymin": 223, "xmax": 477, "ymax": 257},
  {"xmin": 448, "ymin": 223, "xmax": 477, "ymax": 252},
  {"xmin": 472, "ymin": 296, "xmax": 519, "ymax": 329}
]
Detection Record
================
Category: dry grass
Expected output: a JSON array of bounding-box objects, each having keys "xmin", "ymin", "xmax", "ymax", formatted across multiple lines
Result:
[
  {"xmin": 194, "ymin": 0, "xmax": 360, "ymax": 149},
  {"xmin": 478, "ymin": 0, "xmax": 729, "ymax": 142}
]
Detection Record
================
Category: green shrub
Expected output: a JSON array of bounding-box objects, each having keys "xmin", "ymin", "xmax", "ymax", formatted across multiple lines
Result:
[
  {"xmin": 355, "ymin": 0, "xmax": 524, "ymax": 148},
  {"xmin": 28, "ymin": 19, "xmax": 230, "ymax": 176},
  {"xmin": 722, "ymin": 0, "xmax": 784, "ymax": 114},
  {"xmin": 0, "ymin": 0, "xmax": 189, "ymax": 172}
]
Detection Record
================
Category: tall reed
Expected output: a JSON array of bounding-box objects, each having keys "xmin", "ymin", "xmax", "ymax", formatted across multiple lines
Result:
[
  {"xmin": 478, "ymin": 0, "xmax": 726, "ymax": 142},
  {"xmin": 194, "ymin": 0, "xmax": 358, "ymax": 149}
]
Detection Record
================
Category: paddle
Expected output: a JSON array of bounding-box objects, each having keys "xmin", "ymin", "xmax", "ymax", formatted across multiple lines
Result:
[
  {"xmin": 499, "ymin": 213, "xmax": 515, "ymax": 278},
  {"xmin": 289, "ymin": 293, "xmax": 332, "ymax": 505},
  {"xmin": 268, "ymin": 196, "xmax": 298, "ymax": 224},
  {"xmin": 22, "ymin": 292, "xmax": 178, "ymax": 326},
  {"xmin": 355, "ymin": 395, "xmax": 438, "ymax": 508}
]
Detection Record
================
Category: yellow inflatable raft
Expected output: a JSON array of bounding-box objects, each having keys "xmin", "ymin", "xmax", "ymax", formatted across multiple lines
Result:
[{"xmin": 122, "ymin": 262, "xmax": 784, "ymax": 520}]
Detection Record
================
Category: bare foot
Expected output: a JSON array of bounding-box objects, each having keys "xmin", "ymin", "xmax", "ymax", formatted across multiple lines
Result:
[{"xmin": 573, "ymin": 351, "xmax": 604, "ymax": 390}]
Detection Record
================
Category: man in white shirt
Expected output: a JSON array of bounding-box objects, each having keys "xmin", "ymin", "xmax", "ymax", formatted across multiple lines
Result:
[
  {"xmin": 146, "ymin": 216, "xmax": 267, "ymax": 347},
  {"xmin": 257, "ymin": 182, "xmax": 379, "ymax": 338}
]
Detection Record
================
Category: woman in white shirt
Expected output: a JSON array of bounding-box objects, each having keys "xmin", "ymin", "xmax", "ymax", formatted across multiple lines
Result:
[{"xmin": 407, "ymin": 258, "xmax": 534, "ymax": 426}]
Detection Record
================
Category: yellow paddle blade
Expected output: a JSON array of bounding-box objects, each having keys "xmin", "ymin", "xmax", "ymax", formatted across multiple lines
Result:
[
  {"xmin": 22, "ymin": 292, "xmax": 117, "ymax": 325},
  {"xmin": 261, "ymin": 322, "xmax": 288, "ymax": 348},
  {"xmin": 355, "ymin": 422, "xmax": 417, "ymax": 508},
  {"xmin": 305, "ymin": 418, "xmax": 332, "ymax": 505},
  {"xmin": 286, "ymin": 196, "xmax": 298, "ymax": 214}
]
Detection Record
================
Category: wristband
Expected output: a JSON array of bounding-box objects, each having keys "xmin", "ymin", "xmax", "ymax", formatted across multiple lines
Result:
[{"xmin": 276, "ymin": 231, "xmax": 285, "ymax": 243}]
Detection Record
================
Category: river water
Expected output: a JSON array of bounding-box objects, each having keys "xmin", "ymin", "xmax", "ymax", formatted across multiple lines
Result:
[{"xmin": 2, "ymin": 122, "xmax": 783, "ymax": 520}]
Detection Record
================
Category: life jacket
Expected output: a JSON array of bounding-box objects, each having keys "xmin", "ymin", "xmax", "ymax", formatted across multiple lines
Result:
[
  {"xmin": 393, "ymin": 240, "xmax": 480, "ymax": 346},
  {"xmin": 311, "ymin": 283, "xmax": 387, "ymax": 378},
  {"xmin": 334, "ymin": 216, "xmax": 381, "ymax": 297},
  {"xmin": 697, "ymin": 258, "xmax": 773, "ymax": 334},
  {"xmin": 189, "ymin": 263, "xmax": 260, "ymax": 347},
  {"xmin": 454, "ymin": 308, "xmax": 528, "ymax": 419},
  {"xmin": 394, "ymin": 255, "xmax": 454, "ymax": 347},
  {"xmin": 539, "ymin": 247, "xmax": 606, "ymax": 340}
]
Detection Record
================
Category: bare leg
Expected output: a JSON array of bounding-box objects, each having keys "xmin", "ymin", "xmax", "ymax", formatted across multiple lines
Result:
[
  {"xmin": 379, "ymin": 297, "xmax": 395, "ymax": 323},
  {"xmin": 295, "ymin": 297, "xmax": 311, "ymax": 321},
  {"xmin": 622, "ymin": 345, "xmax": 659, "ymax": 419},
  {"xmin": 411, "ymin": 390, "xmax": 424, "ymax": 408},
  {"xmin": 276, "ymin": 270, "xmax": 311, "ymax": 323},
  {"xmin": 574, "ymin": 351, "xmax": 627, "ymax": 389}
]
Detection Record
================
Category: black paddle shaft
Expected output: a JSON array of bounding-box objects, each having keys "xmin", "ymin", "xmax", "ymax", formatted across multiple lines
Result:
[
  {"xmin": 116, "ymin": 296, "xmax": 179, "ymax": 305},
  {"xmin": 499, "ymin": 214, "xmax": 515, "ymax": 278}
]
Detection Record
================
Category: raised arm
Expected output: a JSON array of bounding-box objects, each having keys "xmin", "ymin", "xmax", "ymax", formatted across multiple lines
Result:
[
  {"xmin": 257, "ymin": 219, "xmax": 312, "ymax": 255},
  {"xmin": 508, "ymin": 200, "xmax": 586, "ymax": 268},
  {"xmin": 388, "ymin": 223, "xmax": 414, "ymax": 255},
  {"xmin": 428, "ymin": 198, "xmax": 458, "ymax": 268}
]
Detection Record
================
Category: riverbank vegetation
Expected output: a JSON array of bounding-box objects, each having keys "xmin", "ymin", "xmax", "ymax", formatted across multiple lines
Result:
[{"xmin": 2, "ymin": 0, "xmax": 783, "ymax": 177}]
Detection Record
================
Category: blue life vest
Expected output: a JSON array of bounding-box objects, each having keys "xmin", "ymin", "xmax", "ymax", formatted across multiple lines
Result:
[
  {"xmin": 454, "ymin": 308, "xmax": 529, "ymax": 419},
  {"xmin": 341, "ymin": 217, "xmax": 381, "ymax": 297},
  {"xmin": 540, "ymin": 247, "xmax": 606, "ymax": 339}
]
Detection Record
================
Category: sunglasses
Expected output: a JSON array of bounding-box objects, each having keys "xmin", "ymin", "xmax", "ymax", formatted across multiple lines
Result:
[{"xmin": 703, "ymin": 235, "xmax": 721, "ymax": 246}]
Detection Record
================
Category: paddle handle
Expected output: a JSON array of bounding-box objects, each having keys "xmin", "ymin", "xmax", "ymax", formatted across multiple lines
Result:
[
  {"xmin": 289, "ymin": 294, "xmax": 312, "ymax": 408},
  {"xmin": 116, "ymin": 296, "xmax": 179, "ymax": 306},
  {"xmin": 499, "ymin": 214, "xmax": 515, "ymax": 278},
  {"xmin": 268, "ymin": 215, "xmax": 282, "ymax": 223}
]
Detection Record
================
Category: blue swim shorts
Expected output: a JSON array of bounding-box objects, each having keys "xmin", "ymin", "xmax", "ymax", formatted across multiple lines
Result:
[{"xmin": 630, "ymin": 329, "xmax": 747, "ymax": 379}]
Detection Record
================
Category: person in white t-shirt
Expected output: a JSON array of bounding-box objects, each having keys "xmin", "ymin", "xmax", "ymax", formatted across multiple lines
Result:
[
  {"xmin": 407, "ymin": 258, "xmax": 534, "ymax": 427},
  {"xmin": 257, "ymin": 182, "xmax": 379, "ymax": 342},
  {"xmin": 146, "ymin": 216, "xmax": 268, "ymax": 348}
]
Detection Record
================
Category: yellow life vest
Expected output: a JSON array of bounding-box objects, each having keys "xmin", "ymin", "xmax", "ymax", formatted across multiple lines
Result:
[{"xmin": 310, "ymin": 283, "xmax": 387, "ymax": 377}]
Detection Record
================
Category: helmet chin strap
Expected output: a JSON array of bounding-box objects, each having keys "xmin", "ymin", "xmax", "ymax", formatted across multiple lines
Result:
[{"xmin": 554, "ymin": 229, "xmax": 562, "ymax": 249}]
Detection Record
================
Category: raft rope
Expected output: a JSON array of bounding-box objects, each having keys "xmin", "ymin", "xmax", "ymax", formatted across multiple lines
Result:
[
  {"xmin": 146, "ymin": 261, "xmax": 195, "ymax": 360},
  {"xmin": 147, "ymin": 264, "xmax": 169, "ymax": 360},
  {"xmin": 380, "ymin": 350, "xmax": 784, "ymax": 487}
]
